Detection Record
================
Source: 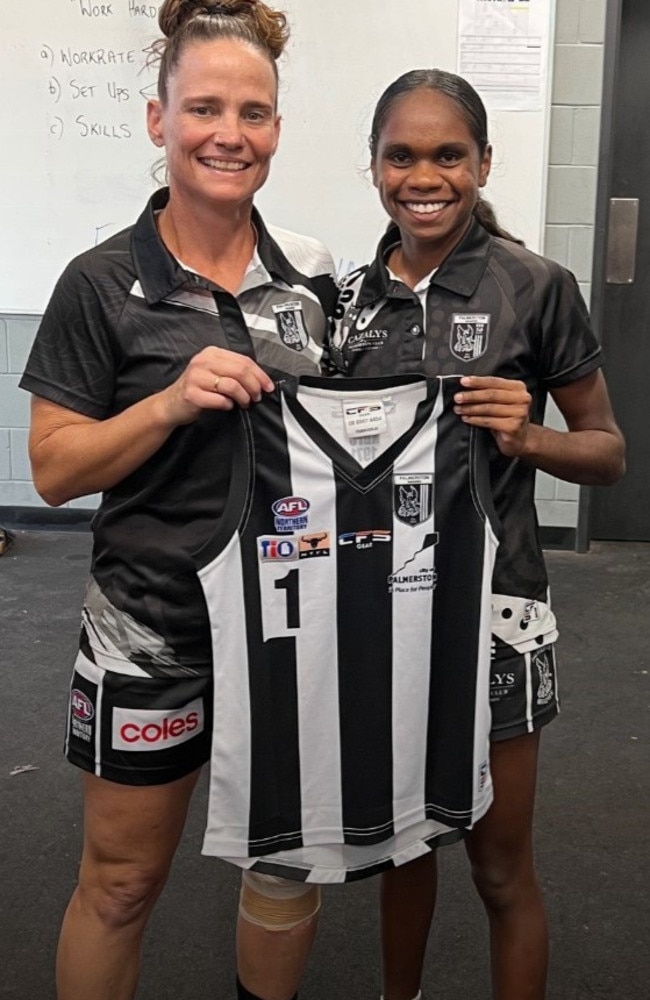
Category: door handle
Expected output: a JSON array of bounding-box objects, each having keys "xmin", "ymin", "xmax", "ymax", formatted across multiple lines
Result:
[{"xmin": 606, "ymin": 198, "xmax": 639, "ymax": 284}]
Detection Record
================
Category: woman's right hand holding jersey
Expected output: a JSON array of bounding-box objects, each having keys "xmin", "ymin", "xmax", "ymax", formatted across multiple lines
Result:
[
  {"xmin": 160, "ymin": 346, "xmax": 275, "ymax": 424},
  {"xmin": 29, "ymin": 347, "xmax": 273, "ymax": 507}
]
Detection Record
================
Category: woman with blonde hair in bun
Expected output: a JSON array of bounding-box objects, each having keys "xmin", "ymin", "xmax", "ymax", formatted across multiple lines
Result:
[{"xmin": 21, "ymin": 3, "xmax": 336, "ymax": 998}]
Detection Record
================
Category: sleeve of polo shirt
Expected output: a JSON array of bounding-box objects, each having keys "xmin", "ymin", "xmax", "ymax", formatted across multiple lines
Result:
[
  {"xmin": 538, "ymin": 263, "xmax": 602, "ymax": 389},
  {"xmin": 20, "ymin": 260, "xmax": 118, "ymax": 419}
]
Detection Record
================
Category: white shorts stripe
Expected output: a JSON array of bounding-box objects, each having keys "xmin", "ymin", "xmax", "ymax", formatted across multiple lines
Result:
[
  {"xmin": 524, "ymin": 651, "xmax": 534, "ymax": 733},
  {"xmin": 69, "ymin": 648, "xmax": 108, "ymax": 776}
]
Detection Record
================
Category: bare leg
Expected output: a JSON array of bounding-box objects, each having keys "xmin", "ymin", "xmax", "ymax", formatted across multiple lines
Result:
[
  {"xmin": 465, "ymin": 731, "xmax": 547, "ymax": 1000},
  {"xmin": 56, "ymin": 768, "xmax": 200, "ymax": 1000},
  {"xmin": 237, "ymin": 910, "xmax": 320, "ymax": 1000},
  {"xmin": 379, "ymin": 852, "xmax": 438, "ymax": 1000}
]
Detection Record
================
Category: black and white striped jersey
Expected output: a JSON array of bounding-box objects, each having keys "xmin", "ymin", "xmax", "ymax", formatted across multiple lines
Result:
[{"xmin": 196, "ymin": 372, "xmax": 499, "ymax": 882}]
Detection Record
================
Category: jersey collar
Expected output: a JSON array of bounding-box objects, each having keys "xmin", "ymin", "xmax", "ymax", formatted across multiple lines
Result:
[
  {"xmin": 131, "ymin": 187, "xmax": 305, "ymax": 304},
  {"xmin": 355, "ymin": 217, "xmax": 492, "ymax": 308}
]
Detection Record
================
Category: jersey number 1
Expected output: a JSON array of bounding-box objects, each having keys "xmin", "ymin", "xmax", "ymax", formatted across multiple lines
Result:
[{"xmin": 274, "ymin": 569, "xmax": 300, "ymax": 629}]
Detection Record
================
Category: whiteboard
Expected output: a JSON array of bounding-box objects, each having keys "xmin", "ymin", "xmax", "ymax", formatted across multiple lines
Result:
[{"xmin": 0, "ymin": 0, "xmax": 554, "ymax": 314}]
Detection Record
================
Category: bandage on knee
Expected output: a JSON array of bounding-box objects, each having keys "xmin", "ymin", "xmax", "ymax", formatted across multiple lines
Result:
[{"xmin": 239, "ymin": 871, "xmax": 321, "ymax": 931}]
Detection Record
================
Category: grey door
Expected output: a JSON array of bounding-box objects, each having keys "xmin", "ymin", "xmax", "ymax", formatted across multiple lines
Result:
[{"xmin": 589, "ymin": 0, "xmax": 650, "ymax": 541}]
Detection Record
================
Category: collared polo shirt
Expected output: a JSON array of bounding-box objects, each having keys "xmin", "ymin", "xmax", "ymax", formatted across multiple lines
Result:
[
  {"xmin": 20, "ymin": 188, "xmax": 337, "ymax": 671},
  {"xmin": 328, "ymin": 219, "xmax": 603, "ymax": 622}
]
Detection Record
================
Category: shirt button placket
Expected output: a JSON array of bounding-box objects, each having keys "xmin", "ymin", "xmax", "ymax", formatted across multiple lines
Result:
[{"xmin": 402, "ymin": 317, "xmax": 424, "ymax": 366}]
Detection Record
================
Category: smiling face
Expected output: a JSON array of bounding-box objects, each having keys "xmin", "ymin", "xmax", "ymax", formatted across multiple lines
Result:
[
  {"xmin": 371, "ymin": 87, "xmax": 492, "ymax": 266},
  {"xmin": 147, "ymin": 38, "xmax": 280, "ymax": 213}
]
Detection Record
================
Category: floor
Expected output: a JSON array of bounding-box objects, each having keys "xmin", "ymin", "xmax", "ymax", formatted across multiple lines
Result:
[{"xmin": 1, "ymin": 531, "xmax": 648, "ymax": 999}]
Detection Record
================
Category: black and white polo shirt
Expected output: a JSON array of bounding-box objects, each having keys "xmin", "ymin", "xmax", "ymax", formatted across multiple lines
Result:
[
  {"xmin": 328, "ymin": 218, "xmax": 603, "ymax": 641},
  {"xmin": 20, "ymin": 188, "xmax": 337, "ymax": 673}
]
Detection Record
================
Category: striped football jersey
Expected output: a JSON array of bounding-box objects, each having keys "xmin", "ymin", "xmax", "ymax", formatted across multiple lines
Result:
[{"xmin": 196, "ymin": 372, "xmax": 499, "ymax": 882}]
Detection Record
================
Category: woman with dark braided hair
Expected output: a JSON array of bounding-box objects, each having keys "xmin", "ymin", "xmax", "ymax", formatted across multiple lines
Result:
[
  {"xmin": 20, "ymin": 3, "xmax": 336, "ymax": 998},
  {"xmin": 328, "ymin": 69, "xmax": 625, "ymax": 1000}
]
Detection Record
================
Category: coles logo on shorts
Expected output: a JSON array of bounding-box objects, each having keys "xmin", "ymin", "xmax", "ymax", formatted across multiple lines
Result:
[{"xmin": 111, "ymin": 698, "xmax": 204, "ymax": 752}]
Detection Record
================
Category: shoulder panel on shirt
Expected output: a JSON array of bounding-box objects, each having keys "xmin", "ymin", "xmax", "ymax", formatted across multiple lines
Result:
[
  {"xmin": 19, "ymin": 227, "xmax": 138, "ymax": 418},
  {"xmin": 265, "ymin": 224, "xmax": 336, "ymax": 278}
]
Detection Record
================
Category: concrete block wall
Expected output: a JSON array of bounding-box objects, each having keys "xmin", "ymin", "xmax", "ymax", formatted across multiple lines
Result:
[
  {"xmin": 535, "ymin": 0, "xmax": 606, "ymax": 529},
  {"xmin": 1, "ymin": 0, "xmax": 607, "ymax": 533},
  {"xmin": 0, "ymin": 316, "xmax": 43, "ymax": 509},
  {"xmin": 0, "ymin": 315, "xmax": 100, "ymax": 513}
]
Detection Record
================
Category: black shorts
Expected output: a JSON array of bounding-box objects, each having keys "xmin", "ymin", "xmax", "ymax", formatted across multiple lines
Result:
[
  {"xmin": 65, "ymin": 648, "xmax": 213, "ymax": 785},
  {"xmin": 64, "ymin": 627, "xmax": 559, "ymax": 784},
  {"xmin": 489, "ymin": 638, "xmax": 559, "ymax": 742}
]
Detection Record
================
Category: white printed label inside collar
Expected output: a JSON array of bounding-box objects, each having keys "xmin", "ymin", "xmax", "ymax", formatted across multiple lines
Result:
[{"xmin": 342, "ymin": 399, "xmax": 387, "ymax": 438}]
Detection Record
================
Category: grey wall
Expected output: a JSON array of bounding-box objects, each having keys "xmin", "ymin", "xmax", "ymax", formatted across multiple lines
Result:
[
  {"xmin": 535, "ymin": 0, "xmax": 607, "ymax": 530},
  {"xmin": 1, "ymin": 316, "xmax": 42, "ymax": 509}
]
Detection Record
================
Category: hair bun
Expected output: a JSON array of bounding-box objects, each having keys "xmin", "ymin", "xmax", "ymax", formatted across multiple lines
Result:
[
  {"xmin": 154, "ymin": 0, "xmax": 290, "ymax": 88},
  {"xmin": 203, "ymin": 2, "xmax": 258, "ymax": 14},
  {"xmin": 159, "ymin": 1, "xmax": 260, "ymax": 38}
]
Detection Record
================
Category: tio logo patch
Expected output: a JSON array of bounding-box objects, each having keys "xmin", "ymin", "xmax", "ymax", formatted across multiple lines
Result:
[{"xmin": 259, "ymin": 536, "xmax": 299, "ymax": 562}]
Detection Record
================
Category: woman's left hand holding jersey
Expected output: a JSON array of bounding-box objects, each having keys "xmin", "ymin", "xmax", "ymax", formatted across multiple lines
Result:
[{"xmin": 453, "ymin": 371, "xmax": 624, "ymax": 484}]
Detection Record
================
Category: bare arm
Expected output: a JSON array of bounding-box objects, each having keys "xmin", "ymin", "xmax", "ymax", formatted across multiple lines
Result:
[
  {"xmin": 453, "ymin": 370, "xmax": 626, "ymax": 486},
  {"xmin": 29, "ymin": 346, "xmax": 274, "ymax": 506}
]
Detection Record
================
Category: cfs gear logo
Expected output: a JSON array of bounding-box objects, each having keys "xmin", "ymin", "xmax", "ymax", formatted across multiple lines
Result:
[
  {"xmin": 450, "ymin": 313, "xmax": 490, "ymax": 362},
  {"xmin": 272, "ymin": 496, "xmax": 310, "ymax": 533},
  {"xmin": 345, "ymin": 403, "xmax": 382, "ymax": 416},
  {"xmin": 393, "ymin": 474, "xmax": 433, "ymax": 526},
  {"xmin": 112, "ymin": 698, "xmax": 204, "ymax": 752},
  {"xmin": 272, "ymin": 301, "xmax": 309, "ymax": 352},
  {"xmin": 299, "ymin": 532, "xmax": 331, "ymax": 558},
  {"xmin": 258, "ymin": 536, "xmax": 299, "ymax": 562},
  {"xmin": 343, "ymin": 399, "xmax": 387, "ymax": 438},
  {"xmin": 338, "ymin": 529, "xmax": 391, "ymax": 550}
]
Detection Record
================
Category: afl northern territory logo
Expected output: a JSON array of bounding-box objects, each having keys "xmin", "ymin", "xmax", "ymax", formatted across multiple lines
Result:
[
  {"xmin": 71, "ymin": 688, "xmax": 95, "ymax": 722},
  {"xmin": 450, "ymin": 313, "xmax": 490, "ymax": 362},
  {"xmin": 272, "ymin": 496, "xmax": 310, "ymax": 533}
]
